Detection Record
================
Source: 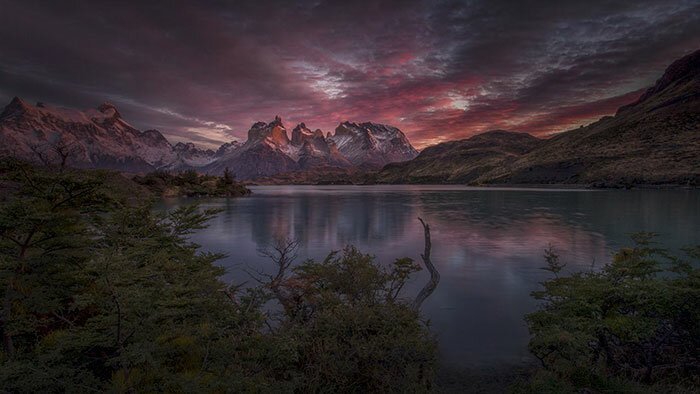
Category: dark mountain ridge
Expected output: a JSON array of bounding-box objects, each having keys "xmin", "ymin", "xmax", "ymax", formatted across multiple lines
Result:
[
  {"xmin": 375, "ymin": 49, "xmax": 700, "ymax": 187},
  {"xmin": 375, "ymin": 131, "xmax": 543, "ymax": 184}
]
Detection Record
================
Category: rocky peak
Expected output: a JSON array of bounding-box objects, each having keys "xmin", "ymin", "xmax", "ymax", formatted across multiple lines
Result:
[
  {"xmin": 174, "ymin": 141, "xmax": 196, "ymax": 151},
  {"xmin": 141, "ymin": 129, "xmax": 169, "ymax": 144},
  {"xmin": 215, "ymin": 140, "xmax": 242, "ymax": 157},
  {"xmin": 0, "ymin": 96, "xmax": 35, "ymax": 119},
  {"xmin": 329, "ymin": 120, "xmax": 418, "ymax": 166},
  {"xmin": 173, "ymin": 141, "xmax": 216, "ymax": 158},
  {"xmin": 335, "ymin": 121, "xmax": 362, "ymax": 135},
  {"xmin": 97, "ymin": 102, "xmax": 121, "ymax": 118},
  {"xmin": 247, "ymin": 116, "xmax": 290, "ymax": 146},
  {"xmin": 291, "ymin": 122, "xmax": 324, "ymax": 145}
]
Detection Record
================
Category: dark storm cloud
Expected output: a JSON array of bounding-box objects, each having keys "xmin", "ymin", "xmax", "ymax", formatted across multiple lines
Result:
[{"xmin": 0, "ymin": 0, "xmax": 698, "ymax": 148}]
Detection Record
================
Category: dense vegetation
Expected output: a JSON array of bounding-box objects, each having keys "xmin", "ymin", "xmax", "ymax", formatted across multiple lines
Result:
[
  {"xmin": 518, "ymin": 237, "xmax": 700, "ymax": 392},
  {"xmin": 2, "ymin": 156, "xmax": 698, "ymax": 392},
  {"xmin": 0, "ymin": 159, "xmax": 435, "ymax": 392},
  {"xmin": 132, "ymin": 167, "xmax": 251, "ymax": 197}
]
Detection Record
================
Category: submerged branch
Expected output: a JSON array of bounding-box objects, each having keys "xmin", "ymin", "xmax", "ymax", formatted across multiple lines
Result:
[{"xmin": 412, "ymin": 217, "xmax": 440, "ymax": 310}]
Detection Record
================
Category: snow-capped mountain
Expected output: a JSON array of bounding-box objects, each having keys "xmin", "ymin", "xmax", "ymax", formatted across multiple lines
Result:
[
  {"xmin": 215, "ymin": 141, "xmax": 242, "ymax": 157},
  {"xmin": 0, "ymin": 98, "xmax": 419, "ymax": 179},
  {"xmin": 204, "ymin": 116, "xmax": 417, "ymax": 179},
  {"xmin": 0, "ymin": 97, "xmax": 175, "ymax": 172},
  {"xmin": 203, "ymin": 116, "xmax": 300, "ymax": 179},
  {"xmin": 330, "ymin": 121, "xmax": 419, "ymax": 166},
  {"xmin": 291, "ymin": 123, "xmax": 351, "ymax": 169},
  {"xmin": 168, "ymin": 142, "xmax": 217, "ymax": 169}
]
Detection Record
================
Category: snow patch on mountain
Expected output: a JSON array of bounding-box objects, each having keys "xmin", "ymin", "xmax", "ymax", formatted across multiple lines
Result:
[{"xmin": 0, "ymin": 98, "xmax": 419, "ymax": 178}]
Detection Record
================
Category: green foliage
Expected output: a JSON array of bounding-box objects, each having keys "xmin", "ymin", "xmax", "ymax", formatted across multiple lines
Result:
[
  {"xmin": 541, "ymin": 244, "xmax": 566, "ymax": 278},
  {"xmin": 133, "ymin": 170, "xmax": 251, "ymax": 198},
  {"xmin": 524, "ymin": 235, "xmax": 700, "ymax": 391},
  {"xmin": 266, "ymin": 247, "xmax": 435, "ymax": 392},
  {"xmin": 0, "ymin": 159, "xmax": 436, "ymax": 391}
]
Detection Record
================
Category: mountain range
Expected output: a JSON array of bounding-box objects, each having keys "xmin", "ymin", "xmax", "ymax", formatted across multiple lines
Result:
[
  {"xmin": 0, "ymin": 101, "xmax": 418, "ymax": 179},
  {"xmin": 374, "ymin": 49, "xmax": 700, "ymax": 187},
  {"xmin": 1, "ymin": 49, "xmax": 698, "ymax": 186}
]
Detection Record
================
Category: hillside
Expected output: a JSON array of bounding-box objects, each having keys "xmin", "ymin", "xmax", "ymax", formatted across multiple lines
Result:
[
  {"xmin": 373, "ymin": 131, "xmax": 543, "ymax": 184},
  {"xmin": 375, "ymin": 49, "xmax": 700, "ymax": 187}
]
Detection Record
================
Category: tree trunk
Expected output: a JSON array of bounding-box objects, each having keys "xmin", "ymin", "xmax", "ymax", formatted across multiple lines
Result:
[
  {"xmin": 2, "ymin": 280, "xmax": 15, "ymax": 356},
  {"xmin": 413, "ymin": 218, "xmax": 440, "ymax": 310}
]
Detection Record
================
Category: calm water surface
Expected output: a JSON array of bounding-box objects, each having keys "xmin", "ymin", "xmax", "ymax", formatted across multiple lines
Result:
[{"xmin": 162, "ymin": 185, "xmax": 700, "ymax": 369}]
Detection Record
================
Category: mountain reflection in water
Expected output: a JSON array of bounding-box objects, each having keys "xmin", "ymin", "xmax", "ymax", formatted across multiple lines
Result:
[{"xmin": 161, "ymin": 185, "xmax": 700, "ymax": 368}]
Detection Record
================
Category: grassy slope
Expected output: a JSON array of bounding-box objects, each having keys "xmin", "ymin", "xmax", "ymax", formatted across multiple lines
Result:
[
  {"xmin": 374, "ymin": 50, "xmax": 700, "ymax": 187},
  {"xmin": 373, "ymin": 131, "xmax": 543, "ymax": 184}
]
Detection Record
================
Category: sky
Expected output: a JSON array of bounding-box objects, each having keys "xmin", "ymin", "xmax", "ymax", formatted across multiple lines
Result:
[{"xmin": 0, "ymin": 0, "xmax": 699, "ymax": 149}]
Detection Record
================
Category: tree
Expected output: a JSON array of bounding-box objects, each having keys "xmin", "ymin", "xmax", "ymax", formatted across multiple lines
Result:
[
  {"xmin": 0, "ymin": 159, "xmax": 263, "ymax": 391},
  {"xmin": 222, "ymin": 167, "xmax": 235, "ymax": 185},
  {"xmin": 254, "ymin": 244, "xmax": 436, "ymax": 392},
  {"xmin": 0, "ymin": 158, "xmax": 111, "ymax": 360},
  {"xmin": 1, "ymin": 158, "xmax": 437, "ymax": 391},
  {"xmin": 246, "ymin": 220, "xmax": 440, "ymax": 392},
  {"xmin": 523, "ymin": 234, "xmax": 700, "ymax": 391}
]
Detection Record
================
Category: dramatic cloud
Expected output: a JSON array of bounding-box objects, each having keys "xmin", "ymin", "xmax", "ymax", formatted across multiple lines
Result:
[{"xmin": 1, "ymin": 0, "xmax": 698, "ymax": 148}]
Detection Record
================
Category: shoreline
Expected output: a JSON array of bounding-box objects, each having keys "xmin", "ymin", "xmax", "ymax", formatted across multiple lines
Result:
[{"xmin": 245, "ymin": 181, "xmax": 699, "ymax": 190}]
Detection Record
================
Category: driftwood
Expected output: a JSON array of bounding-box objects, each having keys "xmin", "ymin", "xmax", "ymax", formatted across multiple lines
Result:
[{"xmin": 412, "ymin": 217, "xmax": 440, "ymax": 310}]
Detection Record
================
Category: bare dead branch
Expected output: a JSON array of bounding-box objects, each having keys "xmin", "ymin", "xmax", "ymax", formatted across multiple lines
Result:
[
  {"xmin": 412, "ymin": 217, "xmax": 440, "ymax": 310},
  {"xmin": 254, "ymin": 238, "xmax": 300, "ymax": 314},
  {"xmin": 52, "ymin": 141, "xmax": 81, "ymax": 170}
]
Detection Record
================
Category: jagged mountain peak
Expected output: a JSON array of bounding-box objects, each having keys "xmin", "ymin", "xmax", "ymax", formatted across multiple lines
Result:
[
  {"xmin": 97, "ymin": 102, "xmax": 121, "ymax": 118},
  {"xmin": 292, "ymin": 122, "xmax": 309, "ymax": 132},
  {"xmin": 141, "ymin": 129, "xmax": 170, "ymax": 144},
  {"xmin": 1, "ymin": 96, "xmax": 34, "ymax": 119},
  {"xmin": 335, "ymin": 121, "xmax": 362, "ymax": 134},
  {"xmin": 9, "ymin": 96, "xmax": 31, "ymax": 110},
  {"xmin": 1, "ymin": 98, "xmax": 420, "ymax": 179},
  {"xmin": 329, "ymin": 121, "xmax": 418, "ymax": 167},
  {"xmin": 173, "ymin": 141, "xmax": 196, "ymax": 150},
  {"xmin": 215, "ymin": 140, "xmax": 242, "ymax": 157},
  {"xmin": 291, "ymin": 122, "xmax": 324, "ymax": 145},
  {"xmin": 247, "ymin": 116, "xmax": 290, "ymax": 146}
]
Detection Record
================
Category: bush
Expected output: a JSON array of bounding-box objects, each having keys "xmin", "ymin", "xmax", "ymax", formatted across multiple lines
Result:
[
  {"xmin": 132, "ymin": 170, "xmax": 251, "ymax": 197},
  {"xmin": 523, "ymin": 234, "xmax": 700, "ymax": 391},
  {"xmin": 270, "ymin": 247, "xmax": 436, "ymax": 391},
  {"xmin": 0, "ymin": 160, "xmax": 435, "ymax": 391}
]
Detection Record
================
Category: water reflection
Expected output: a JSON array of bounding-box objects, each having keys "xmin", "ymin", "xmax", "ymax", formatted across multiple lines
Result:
[{"xmin": 162, "ymin": 186, "xmax": 700, "ymax": 368}]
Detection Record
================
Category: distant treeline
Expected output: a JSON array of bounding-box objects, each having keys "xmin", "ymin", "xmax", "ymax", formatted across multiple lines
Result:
[{"xmin": 132, "ymin": 167, "xmax": 251, "ymax": 197}]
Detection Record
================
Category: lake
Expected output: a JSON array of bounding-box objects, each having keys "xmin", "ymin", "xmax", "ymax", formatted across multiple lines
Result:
[{"xmin": 161, "ymin": 185, "xmax": 700, "ymax": 369}]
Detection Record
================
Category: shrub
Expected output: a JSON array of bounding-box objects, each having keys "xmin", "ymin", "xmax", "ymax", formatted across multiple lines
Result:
[{"xmin": 524, "ymin": 234, "xmax": 700, "ymax": 391}]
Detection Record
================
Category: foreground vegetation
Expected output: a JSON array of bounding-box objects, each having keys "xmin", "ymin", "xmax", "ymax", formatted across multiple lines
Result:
[
  {"xmin": 0, "ymin": 159, "xmax": 435, "ymax": 391},
  {"xmin": 1, "ymin": 157, "xmax": 698, "ymax": 392},
  {"xmin": 517, "ymin": 237, "xmax": 700, "ymax": 392}
]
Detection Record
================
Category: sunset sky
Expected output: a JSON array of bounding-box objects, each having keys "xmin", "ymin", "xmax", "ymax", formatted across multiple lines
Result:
[{"xmin": 1, "ymin": 0, "xmax": 699, "ymax": 149}]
